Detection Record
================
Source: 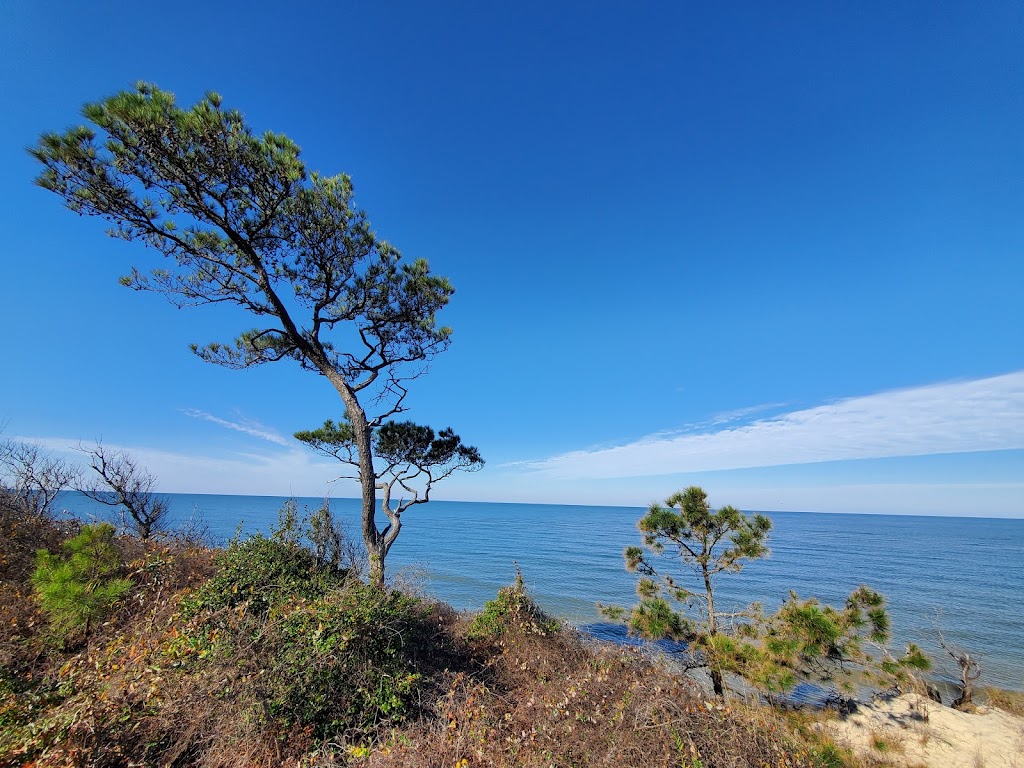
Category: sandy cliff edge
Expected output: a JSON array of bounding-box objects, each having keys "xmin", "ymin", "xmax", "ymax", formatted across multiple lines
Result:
[{"xmin": 822, "ymin": 693, "xmax": 1024, "ymax": 768}]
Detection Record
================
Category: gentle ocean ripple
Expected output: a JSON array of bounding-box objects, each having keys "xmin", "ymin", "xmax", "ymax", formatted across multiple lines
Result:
[{"xmin": 56, "ymin": 492, "xmax": 1024, "ymax": 692}]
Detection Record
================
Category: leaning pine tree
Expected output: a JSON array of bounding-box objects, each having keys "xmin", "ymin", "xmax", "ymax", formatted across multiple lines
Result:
[{"xmin": 32, "ymin": 83, "xmax": 481, "ymax": 587}]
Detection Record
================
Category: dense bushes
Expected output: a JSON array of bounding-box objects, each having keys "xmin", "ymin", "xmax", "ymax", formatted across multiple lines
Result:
[
  {"xmin": 0, "ymin": 500, "xmax": 869, "ymax": 767},
  {"xmin": 173, "ymin": 508, "xmax": 438, "ymax": 742},
  {"xmin": 263, "ymin": 585, "xmax": 425, "ymax": 735},
  {"xmin": 182, "ymin": 529, "xmax": 345, "ymax": 618}
]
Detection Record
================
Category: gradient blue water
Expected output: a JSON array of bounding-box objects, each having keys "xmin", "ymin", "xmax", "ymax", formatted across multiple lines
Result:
[{"xmin": 56, "ymin": 492, "xmax": 1024, "ymax": 692}]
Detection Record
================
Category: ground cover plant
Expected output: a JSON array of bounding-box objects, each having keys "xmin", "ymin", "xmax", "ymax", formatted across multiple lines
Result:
[{"xmin": 0, "ymin": 495, "xmax": 871, "ymax": 767}]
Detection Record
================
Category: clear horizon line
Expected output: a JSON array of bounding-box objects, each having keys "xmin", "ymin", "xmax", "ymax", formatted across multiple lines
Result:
[{"xmin": 58, "ymin": 487, "xmax": 1024, "ymax": 521}]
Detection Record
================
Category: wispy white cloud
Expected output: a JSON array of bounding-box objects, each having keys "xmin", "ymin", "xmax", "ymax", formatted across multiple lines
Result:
[
  {"xmin": 527, "ymin": 371, "xmax": 1024, "ymax": 479},
  {"xmin": 180, "ymin": 408, "xmax": 291, "ymax": 446},
  {"xmin": 20, "ymin": 435, "xmax": 354, "ymax": 498},
  {"xmin": 706, "ymin": 401, "xmax": 789, "ymax": 427}
]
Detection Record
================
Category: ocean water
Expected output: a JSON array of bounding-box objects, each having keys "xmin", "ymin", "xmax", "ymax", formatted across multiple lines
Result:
[{"xmin": 56, "ymin": 492, "xmax": 1024, "ymax": 693}]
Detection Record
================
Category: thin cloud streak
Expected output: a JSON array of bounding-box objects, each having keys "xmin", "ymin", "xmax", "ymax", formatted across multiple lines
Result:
[
  {"xmin": 181, "ymin": 408, "xmax": 291, "ymax": 446},
  {"xmin": 21, "ymin": 436, "xmax": 353, "ymax": 498},
  {"xmin": 706, "ymin": 401, "xmax": 790, "ymax": 427},
  {"xmin": 528, "ymin": 371, "xmax": 1024, "ymax": 479}
]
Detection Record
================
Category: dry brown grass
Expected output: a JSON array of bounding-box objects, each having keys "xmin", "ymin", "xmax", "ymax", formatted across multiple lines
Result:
[
  {"xmin": 345, "ymin": 617, "xmax": 844, "ymax": 768},
  {"xmin": 984, "ymin": 687, "xmax": 1024, "ymax": 718},
  {"xmin": 1, "ymin": 521, "xmax": 864, "ymax": 768}
]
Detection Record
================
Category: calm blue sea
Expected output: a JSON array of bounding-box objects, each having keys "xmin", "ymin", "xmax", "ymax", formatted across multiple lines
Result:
[{"xmin": 55, "ymin": 492, "xmax": 1024, "ymax": 693}]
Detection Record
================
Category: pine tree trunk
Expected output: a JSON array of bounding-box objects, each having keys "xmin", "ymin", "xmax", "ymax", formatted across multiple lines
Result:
[
  {"xmin": 368, "ymin": 547, "xmax": 385, "ymax": 590},
  {"xmin": 324, "ymin": 370, "xmax": 382, "ymax": 587},
  {"xmin": 703, "ymin": 568, "xmax": 725, "ymax": 696},
  {"xmin": 354, "ymin": 413, "xmax": 382, "ymax": 588}
]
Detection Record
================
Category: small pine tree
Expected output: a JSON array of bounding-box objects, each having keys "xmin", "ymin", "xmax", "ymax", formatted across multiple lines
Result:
[
  {"xmin": 610, "ymin": 486, "xmax": 771, "ymax": 696},
  {"xmin": 32, "ymin": 523, "xmax": 132, "ymax": 643},
  {"xmin": 605, "ymin": 488, "xmax": 928, "ymax": 699},
  {"xmin": 759, "ymin": 587, "xmax": 931, "ymax": 694}
]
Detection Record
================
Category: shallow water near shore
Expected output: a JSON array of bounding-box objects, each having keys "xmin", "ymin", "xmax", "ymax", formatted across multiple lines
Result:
[{"xmin": 57, "ymin": 492, "xmax": 1024, "ymax": 693}]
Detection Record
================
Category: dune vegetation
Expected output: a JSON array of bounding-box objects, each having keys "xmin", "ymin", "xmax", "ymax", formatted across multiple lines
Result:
[
  {"xmin": 1, "ymin": 470, "xmax": 881, "ymax": 768},
  {"xmin": 6, "ymin": 438, "xmax": 1022, "ymax": 767}
]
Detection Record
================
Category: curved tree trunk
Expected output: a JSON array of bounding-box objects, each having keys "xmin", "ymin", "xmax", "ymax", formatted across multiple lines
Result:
[
  {"xmin": 353, "ymin": 409, "xmax": 384, "ymax": 589},
  {"xmin": 324, "ymin": 370, "xmax": 384, "ymax": 588},
  {"xmin": 951, "ymin": 652, "xmax": 980, "ymax": 710}
]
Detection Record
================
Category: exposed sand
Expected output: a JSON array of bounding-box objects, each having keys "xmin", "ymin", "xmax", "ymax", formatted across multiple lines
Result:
[{"xmin": 822, "ymin": 693, "xmax": 1024, "ymax": 768}]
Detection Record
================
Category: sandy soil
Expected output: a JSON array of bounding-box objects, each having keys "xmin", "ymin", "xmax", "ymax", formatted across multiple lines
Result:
[{"xmin": 822, "ymin": 693, "xmax": 1024, "ymax": 768}]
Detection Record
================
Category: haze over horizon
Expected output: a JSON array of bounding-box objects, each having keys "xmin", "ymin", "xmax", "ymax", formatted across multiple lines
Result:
[{"xmin": 2, "ymin": 2, "xmax": 1022, "ymax": 517}]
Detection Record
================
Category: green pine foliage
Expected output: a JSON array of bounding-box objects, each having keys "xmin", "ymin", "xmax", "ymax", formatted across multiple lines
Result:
[
  {"xmin": 608, "ymin": 486, "xmax": 772, "ymax": 695},
  {"xmin": 31, "ymin": 523, "xmax": 132, "ymax": 643},
  {"xmin": 607, "ymin": 487, "xmax": 930, "ymax": 698},
  {"xmin": 760, "ymin": 589, "xmax": 931, "ymax": 692}
]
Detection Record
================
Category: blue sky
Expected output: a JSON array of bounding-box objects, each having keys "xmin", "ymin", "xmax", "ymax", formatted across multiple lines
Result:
[{"xmin": 1, "ymin": 1, "xmax": 1022, "ymax": 516}]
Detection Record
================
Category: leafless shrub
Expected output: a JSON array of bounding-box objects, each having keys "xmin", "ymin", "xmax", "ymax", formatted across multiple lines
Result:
[
  {"xmin": 0, "ymin": 438, "xmax": 80, "ymax": 519},
  {"xmin": 79, "ymin": 441, "xmax": 170, "ymax": 539},
  {"xmin": 308, "ymin": 501, "xmax": 366, "ymax": 578},
  {"xmin": 938, "ymin": 629, "xmax": 982, "ymax": 711}
]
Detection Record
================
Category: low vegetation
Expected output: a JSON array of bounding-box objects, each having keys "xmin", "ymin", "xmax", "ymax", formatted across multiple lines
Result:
[
  {"xmin": 1, "ymin": 467, "xmax": 1016, "ymax": 767},
  {"xmin": 2, "ymin": 487, "xmax": 876, "ymax": 768},
  {"xmin": 32, "ymin": 523, "xmax": 133, "ymax": 645},
  {"xmin": 981, "ymin": 687, "xmax": 1024, "ymax": 718},
  {"xmin": 604, "ymin": 486, "xmax": 932, "ymax": 702}
]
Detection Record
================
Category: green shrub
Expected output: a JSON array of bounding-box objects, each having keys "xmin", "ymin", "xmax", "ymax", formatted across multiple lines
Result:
[
  {"xmin": 263, "ymin": 582, "xmax": 425, "ymax": 735},
  {"xmin": 468, "ymin": 567, "xmax": 559, "ymax": 641},
  {"xmin": 182, "ymin": 501, "xmax": 350, "ymax": 618},
  {"xmin": 810, "ymin": 742, "xmax": 852, "ymax": 768},
  {"xmin": 172, "ymin": 503, "xmax": 431, "ymax": 741},
  {"xmin": 31, "ymin": 523, "xmax": 131, "ymax": 643},
  {"xmin": 182, "ymin": 532, "xmax": 346, "ymax": 618}
]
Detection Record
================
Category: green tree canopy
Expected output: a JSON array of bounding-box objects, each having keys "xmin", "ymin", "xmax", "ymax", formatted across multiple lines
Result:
[
  {"xmin": 296, "ymin": 417, "xmax": 482, "ymax": 570},
  {"xmin": 32, "ymin": 83, "xmax": 477, "ymax": 587},
  {"xmin": 606, "ymin": 487, "xmax": 929, "ymax": 698}
]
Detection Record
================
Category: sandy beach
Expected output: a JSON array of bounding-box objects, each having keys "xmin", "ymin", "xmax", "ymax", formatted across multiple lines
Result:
[{"xmin": 822, "ymin": 693, "xmax": 1024, "ymax": 768}]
